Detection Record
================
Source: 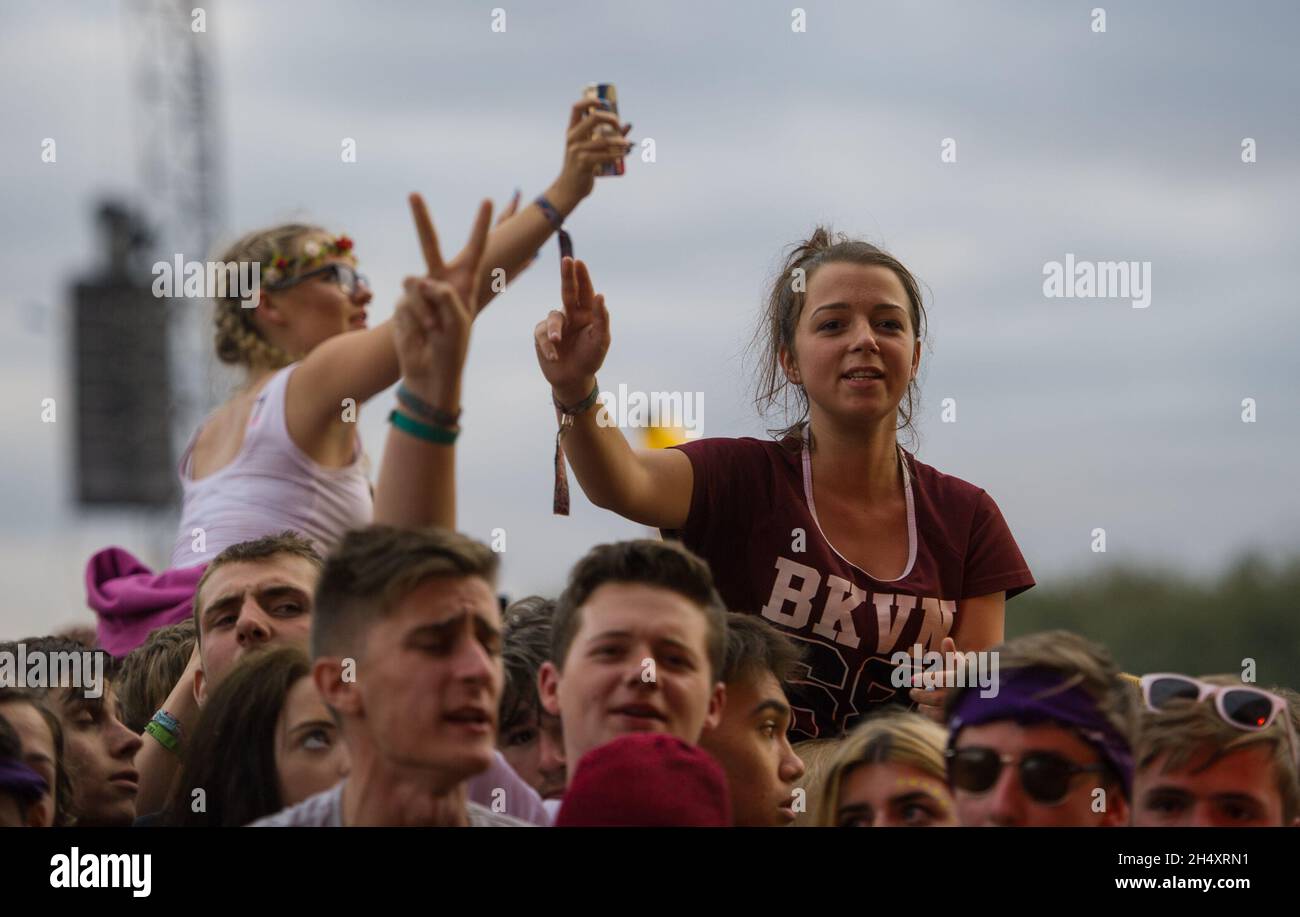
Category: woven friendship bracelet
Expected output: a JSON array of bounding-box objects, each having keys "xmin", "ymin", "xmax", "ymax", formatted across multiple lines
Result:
[
  {"xmin": 389, "ymin": 409, "xmax": 459, "ymax": 445},
  {"xmin": 396, "ymin": 382, "xmax": 461, "ymax": 428},
  {"xmin": 534, "ymin": 195, "xmax": 574, "ymax": 261}
]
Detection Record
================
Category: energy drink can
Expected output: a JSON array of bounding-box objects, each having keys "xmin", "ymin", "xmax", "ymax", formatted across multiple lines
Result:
[{"xmin": 584, "ymin": 82, "xmax": 624, "ymax": 177}]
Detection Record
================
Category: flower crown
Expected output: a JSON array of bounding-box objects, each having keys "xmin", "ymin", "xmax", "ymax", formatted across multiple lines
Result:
[{"xmin": 262, "ymin": 234, "xmax": 355, "ymax": 285}]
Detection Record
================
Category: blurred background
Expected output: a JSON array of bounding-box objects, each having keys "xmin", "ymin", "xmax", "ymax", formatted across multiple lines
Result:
[{"xmin": 2, "ymin": 0, "xmax": 1297, "ymax": 682}]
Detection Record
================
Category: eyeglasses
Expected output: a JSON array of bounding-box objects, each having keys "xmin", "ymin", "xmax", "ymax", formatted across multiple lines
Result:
[
  {"xmin": 265, "ymin": 262, "xmax": 369, "ymax": 297},
  {"xmin": 1139, "ymin": 673, "xmax": 1299, "ymax": 765},
  {"xmin": 946, "ymin": 746, "xmax": 1107, "ymax": 805}
]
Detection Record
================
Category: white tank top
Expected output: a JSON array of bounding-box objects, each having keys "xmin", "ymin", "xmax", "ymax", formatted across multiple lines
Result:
[{"xmin": 170, "ymin": 364, "xmax": 373, "ymax": 568}]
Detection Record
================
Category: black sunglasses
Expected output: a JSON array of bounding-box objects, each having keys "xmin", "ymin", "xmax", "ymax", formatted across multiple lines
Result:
[
  {"xmin": 946, "ymin": 746, "xmax": 1106, "ymax": 805},
  {"xmin": 265, "ymin": 262, "xmax": 368, "ymax": 296}
]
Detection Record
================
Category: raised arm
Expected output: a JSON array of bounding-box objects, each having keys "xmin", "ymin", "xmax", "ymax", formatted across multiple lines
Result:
[
  {"xmin": 534, "ymin": 256, "xmax": 694, "ymax": 529},
  {"xmin": 288, "ymin": 196, "xmax": 492, "ymax": 438},
  {"xmin": 372, "ymin": 275, "xmax": 475, "ymax": 529},
  {"xmin": 463, "ymin": 98, "xmax": 631, "ymax": 314}
]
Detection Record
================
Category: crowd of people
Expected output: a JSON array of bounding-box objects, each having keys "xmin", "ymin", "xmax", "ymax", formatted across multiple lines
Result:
[{"xmin": 2, "ymin": 96, "xmax": 1296, "ymax": 829}]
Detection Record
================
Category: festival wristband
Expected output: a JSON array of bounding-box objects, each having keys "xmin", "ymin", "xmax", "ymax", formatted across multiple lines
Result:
[
  {"xmin": 152, "ymin": 709, "xmax": 182, "ymax": 735},
  {"xmin": 552, "ymin": 380, "xmax": 600, "ymax": 516},
  {"xmin": 534, "ymin": 195, "xmax": 574, "ymax": 261},
  {"xmin": 389, "ymin": 409, "xmax": 459, "ymax": 445},
  {"xmin": 145, "ymin": 720, "xmax": 180, "ymax": 753},
  {"xmin": 396, "ymin": 382, "xmax": 461, "ymax": 428}
]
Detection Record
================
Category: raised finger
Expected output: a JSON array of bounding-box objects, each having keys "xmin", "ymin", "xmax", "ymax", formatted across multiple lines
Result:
[
  {"xmin": 409, "ymin": 193, "xmax": 443, "ymax": 276},
  {"xmin": 566, "ymin": 108, "xmax": 622, "ymax": 143},
  {"xmin": 560, "ymin": 255, "xmax": 578, "ymax": 313},
  {"xmin": 567, "ymin": 97, "xmax": 603, "ymax": 130},
  {"xmin": 464, "ymin": 199, "xmax": 493, "ymax": 274},
  {"xmin": 495, "ymin": 189, "xmax": 521, "ymax": 226},
  {"xmin": 574, "ymin": 258, "xmax": 597, "ymax": 309}
]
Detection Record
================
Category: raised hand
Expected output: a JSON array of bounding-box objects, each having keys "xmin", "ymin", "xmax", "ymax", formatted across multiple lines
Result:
[
  {"xmin": 534, "ymin": 256, "xmax": 610, "ymax": 405},
  {"xmin": 408, "ymin": 193, "xmax": 493, "ymax": 312},
  {"xmin": 392, "ymin": 277, "xmax": 473, "ymax": 409},
  {"xmin": 547, "ymin": 99, "xmax": 632, "ymax": 212},
  {"xmin": 910, "ymin": 636, "xmax": 959, "ymax": 723}
]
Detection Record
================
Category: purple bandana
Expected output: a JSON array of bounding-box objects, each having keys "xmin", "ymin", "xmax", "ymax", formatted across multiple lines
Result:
[
  {"xmin": 0, "ymin": 758, "xmax": 48, "ymax": 803},
  {"xmin": 948, "ymin": 666, "xmax": 1134, "ymax": 797}
]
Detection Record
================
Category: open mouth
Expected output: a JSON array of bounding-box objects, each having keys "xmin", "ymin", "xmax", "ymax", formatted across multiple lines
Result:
[
  {"xmin": 443, "ymin": 707, "xmax": 493, "ymax": 731},
  {"xmin": 349, "ymin": 311, "xmax": 368, "ymax": 327},
  {"xmin": 842, "ymin": 367, "xmax": 885, "ymax": 382}
]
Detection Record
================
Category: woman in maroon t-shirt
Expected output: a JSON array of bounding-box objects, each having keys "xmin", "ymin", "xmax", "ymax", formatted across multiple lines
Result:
[{"xmin": 532, "ymin": 229, "xmax": 1034, "ymax": 739}]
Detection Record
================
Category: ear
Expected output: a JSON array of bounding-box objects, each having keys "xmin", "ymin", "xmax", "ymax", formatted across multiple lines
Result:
[
  {"xmin": 313, "ymin": 656, "xmax": 362, "ymax": 718},
  {"xmin": 911, "ymin": 336, "xmax": 922, "ymax": 381},
  {"xmin": 27, "ymin": 797, "xmax": 52, "ymax": 828},
  {"xmin": 192, "ymin": 666, "xmax": 207, "ymax": 707},
  {"xmin": 778, "ymin": 343, "xmax": 801, "ymax": 386},
  {"xmin": 703, "ymin": 681, "xmax": 727, "ymax": 734},
  {"xmin": 253, "ymin": 289, "xmax": 289, "ymax": 329},
  {"xmin": 537, "ymin": 661, "xmax": 562, "ymax": 717},
  {"xmin": 1100, "ymin": 788, "xmax": 1130, "ymax": 827}
]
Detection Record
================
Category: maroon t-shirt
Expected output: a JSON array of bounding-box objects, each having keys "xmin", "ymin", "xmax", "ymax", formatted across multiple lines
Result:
[{"xmin": 664, "ymin": 436, "xmax": 1034, "ymax": 739}]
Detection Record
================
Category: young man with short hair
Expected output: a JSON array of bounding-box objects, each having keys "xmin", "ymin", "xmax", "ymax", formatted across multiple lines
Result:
[
  {"xmin": 133, "ymin": 531, "xmax": 323, "ymax": 813},
  {"xmin": 254, "ymin": 525, "xmax": 528, "ymax": 826},
  {"xmin": 1131, "ymin": 674, "xmax": 1299, "ymax": 827},
  {"xmin": 699, "ymin": 613, "xmax": 806, "ymax": 826},
  {"xmin": 538, "ymin": 539, "xmax": 728, "ymax": 779},
  {"xmin": 942, "ymin": 630, "xmax": 1134, "ymax": 827},
  {"xmin": 0, "ymin": 637, "xmax": 142, "ymax": 826}
]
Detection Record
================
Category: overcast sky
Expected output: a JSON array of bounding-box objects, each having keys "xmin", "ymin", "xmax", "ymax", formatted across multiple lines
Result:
[{"xmin": 3, "ymin": 0, "xmax": 1298, "ymax": 639}]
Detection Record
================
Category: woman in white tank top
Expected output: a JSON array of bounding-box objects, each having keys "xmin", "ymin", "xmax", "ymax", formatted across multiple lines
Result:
[{"xmin": 86, "ymin": 94, "xmax": 634, "ymax": 654}]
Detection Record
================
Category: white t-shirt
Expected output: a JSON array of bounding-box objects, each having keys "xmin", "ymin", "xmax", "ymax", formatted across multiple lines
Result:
[{"xmin": 249, "ymin": 780, "xmax": 530, "ymax": 827}]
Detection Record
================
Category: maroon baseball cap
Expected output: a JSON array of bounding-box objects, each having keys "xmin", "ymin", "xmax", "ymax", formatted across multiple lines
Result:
[{"xmin": 555, "ymin": 733, "xmax": 732, "ymax": 827}]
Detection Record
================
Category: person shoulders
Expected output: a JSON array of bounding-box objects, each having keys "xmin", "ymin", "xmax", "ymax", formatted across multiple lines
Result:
[
  {"xmin": 466, "ymin": 801, "xmax": 534, "ymax": 827},
  {"xmin": 905, "ymin": 450, "xmax": 1035, "ymax": 599},
  {"xmin": 665, "ymin": 435, "xmax": 799, "ymax": 540},
  {"xmin": 904, "ymin": 450, "xmax": 991, "ymax": 508},
  {"xmin": 248, "ymin": 780, "xmax": 343, "ymax": 827},
  {"xmin": 672, "ymin": 434, "xmax": 798, "ymax": 471}
]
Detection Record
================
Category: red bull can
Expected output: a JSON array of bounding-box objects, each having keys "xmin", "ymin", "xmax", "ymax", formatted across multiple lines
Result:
[{"xmin": 584, "ymin": 82, "xmax": 625, "ymax": 177}]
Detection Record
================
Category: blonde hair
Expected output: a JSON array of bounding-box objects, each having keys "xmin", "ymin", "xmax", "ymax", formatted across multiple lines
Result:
[
  {"xmin": 1136, "ymin": 674, "xmax": 1299, "ymax": 824},
  {"xmin": 814, "ymin": 711, "xmax": 948, "ymax": 828},
  {"xmin": 790, "ymin": 737, "xmax": 843, "ymax": 827},
  {"xmin": 210, "ymin": 223, "xmax": 327, "ymax": 370}
]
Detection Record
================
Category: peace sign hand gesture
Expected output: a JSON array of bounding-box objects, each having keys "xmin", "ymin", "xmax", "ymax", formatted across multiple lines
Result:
[
  {"xmin": 408, "ymin": 192, "xmax": 493, "ymax": 314},
  {"xmin": 534, "ymin": 256, "xmax": 611, "ymax": 406}
]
